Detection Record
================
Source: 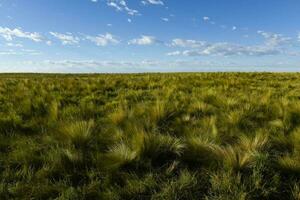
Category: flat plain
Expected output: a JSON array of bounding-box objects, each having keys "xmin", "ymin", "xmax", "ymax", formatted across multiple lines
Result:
[{"xmin": 0, "ymin": 73, "xmax": 300, "ymax": 199}]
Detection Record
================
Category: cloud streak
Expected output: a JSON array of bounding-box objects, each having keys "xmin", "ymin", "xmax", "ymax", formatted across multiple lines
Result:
[
  {"xmin": 86, "ymin": 33, "xmax": 119, "ymax": 46},
  {"xmin": 180, "ymin": 43, "xmax": 281, "ymax": 57},
  {"xmin": 50, "ymin": 32, "xmax": 80, "ymax": 45},
  {"xmin": 141, "ymin": 0, "xmax": 164, "ymax": 5},
  {"xmin": 106, "ymin": 0, "xmax": 139, "ymax": 15},
  {"xmin": 129, "ymin": 35, "xmax": 158, "ymax": 45},
  {"xmin": 171, "ymin": 39, "xmax": 207, "ymax": 48},
  {"xmin": 5, "ymin": 59, "xmax": 299, "ymax": 73},
  {"xmin": 0, "ymin": 27, "xmax": 43, "ymax": 42},
  {"xmin": 257, "ymin": 30, "xmax": 292, "ymax": 47},
  {"xmin": 168, "ymin": 31, "xmax": 295, "ymax": 57},
  {"xmin": 0, "ymin": 49, "xmax": 41, "ymax": 56}
]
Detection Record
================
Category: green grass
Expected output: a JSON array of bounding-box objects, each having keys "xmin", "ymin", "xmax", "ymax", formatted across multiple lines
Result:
[{"xmin": 0, "ymin": 72, "xmax": 300, "ymax": 199}]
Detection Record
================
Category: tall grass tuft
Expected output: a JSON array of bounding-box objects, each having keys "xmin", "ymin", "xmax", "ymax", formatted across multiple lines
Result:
[
  {"xmin": 103, "ymin": 142, "xmax": 138, "ymax": 170},
  {"xmin": 61, "ymin": 119, "xmax": 94, "ymax": 148},
  {"xmin": 222, "ymin": 146, "xmax": 256, "ymax": 171},
  {"xmin": 205, "ymin": 171, "xmax": 247, "ymax": 200},
  {"xmin": 183, "ymin": 136, "xmax": 223, "ymax": 167},
  {"xmin": 47, "ymin": 100, "xmax": 59, "ymax": 124},
  {"xmin": 292, "ymin": 183, "xmax": 300, "ymax": 200},
  {"xmin": 239, "ymin": 130, "xmax": 269, "ymax": 152},
  {"xmin": 278, "ymin": 155, "xmax": 300, "ymax": 174},
  {"xmin": 142, "ymin": 133, "xmax": 185, "ymax": 166},
  {"xmin": 153, "ymin": 170, "xmax": 199, "ymax": 200}
]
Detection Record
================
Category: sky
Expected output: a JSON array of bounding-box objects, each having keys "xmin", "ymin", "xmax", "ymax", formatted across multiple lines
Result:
[{"xmin": 0, "ymin": 0, "xmax": 300, "ymax": 73}]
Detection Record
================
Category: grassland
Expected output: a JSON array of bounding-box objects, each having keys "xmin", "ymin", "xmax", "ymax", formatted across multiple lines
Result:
[{"xmin": 0, "ymin": 73, "xmax": 300, "ymax": 199}]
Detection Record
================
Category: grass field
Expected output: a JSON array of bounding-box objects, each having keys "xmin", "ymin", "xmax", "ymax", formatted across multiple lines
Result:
[{"xmin": 0, "ymin": 73, "xmax": 300, "ymax": 199}]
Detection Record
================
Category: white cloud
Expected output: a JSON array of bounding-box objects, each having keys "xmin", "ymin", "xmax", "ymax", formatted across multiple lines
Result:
[
  {"xmin": 232, "ymin": 26, "xmax": 237, "ymax": 31},
  {"xmin": 4, "ymin": 59, "xmax": 300, "ymax": 73},
  {"xmin": 12, "ymin": 59, "xmax": 218, "ymax": 73},
  {"xmin": 257, "ymin": 30, "xmax": 291, "ymax": 47},
  {"xmin": 141, "ymin": 0, "xmax": 164, "ymax": 5},
  {"xmin": 169, "ymin": 31, "xmax": 295, "ymax": 57},
  {"xmin": 46, "ymin": 41, "xmax": 52, "ymax": 46},
  {"xmin": 182, "ymin": 43, "xmax": 281, "ymax": 56},
  {"xmin": 166, "ymin": 51, "xmax": 181, "ymax": 56},
  {"xmin": 86, "ymin": 33, "xmax": 119, "ymax": 46},
  {"xmin": 203, "ymin": 16, "xmax": 210, "ymax": 21},
  {"xmin": 106, "ymin": 0, "xmax": 139, "ymax": 15},
  {"xmin": 91, "ymin": 0, "xmax": 98, "ymax": 2},
  {"xmin": 0, "ymin": 27, "xmax": 43, "ymax": 42},
  {"xmin": 21, "ymin": 49, "xmax": 42, "ymax": 55},
  {"xmin": 0, "ymin": 49, "xmax": 41, "ymax": 56},
  {"xmin": 128, "ymin": 18, "xmax": 132, "ymax": 23},
  {"xmin": 169, "ymin": 39, "xmax": 283, "ymax": 57},
  {"xmin": 161, "ymin": 17, "xmax": 169, "ymax": 22},
  {"xmin": 6, "ymin": 43, "xmax": 23, "ymax": 47},
  {"xmin": 171, "ymin": 39, "xmax": 207, "ymax": 48},
  {"xmin": 50, "ymin": 32, "xmax": 80, "ymax": 45},
  {"xmin": 107, "ymin": 1, "xmax": 122, "ymax": 11},
  {"xmin": 0, "ymin": 50, "xmax": 20, "ymax": 55},
  {"xmin": 129, "ymin": 35, "xmax": 158, "ymax": 45}
]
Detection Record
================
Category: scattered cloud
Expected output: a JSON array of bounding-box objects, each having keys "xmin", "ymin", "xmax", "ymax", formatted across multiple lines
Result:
[
  {"xmin": 166, "ymin": 51, "xmax": 181, "ymax": 56},
  {"xmin": 161, "ymin": 17, "xmax": 169, "ymax": 22},
  {"xmin": 13, "ymin": 59, "xmax": 219, "ymax": 72},
  {"xmin": 21, "ymin": 49, "xmax": 42, "ymax": 55},
  {"xmin": 4, "ymin": 59, "xmax": 300, "ymax": 73},
  {"xmin": 46, "ymin": 41, "xmax": 52, "ymax": 46},
  {"xmin": 0, "ymin": 49, "xmax": 41, "ymax": 56},
  {"xmin": 129, "ymin": 35, "xmax": 158, "ymax": 45},
  {"xmin": 0, "ymin": 26, "xmax": 43, "ymax": 42},
  {"xmin": 257, "ymin": 30, "xmax": 292, "ymax": 46},
  {"xmin": 50, "ymin": 32, "xmax": 80, "ymax": 45},
  {"xmin": 6, "ymin": 43, "xmax": 23, "ymax": 47},
  {"xmin": 0, "ymin": 50, "xmax": 20, "ymax": 55},
  {"xmin": 203, "ymin": 16, "xmax": 210, "ymax": 21},
  {"xmin": 167, "ymin": 33, "xmax": 294, "ymax": 57},
  {"xmin": 141, "ymin": 0, "xmax": 164, "ymax": 6},
  {"xmin": 106, "ymin": 0, "xmax": 139, "ymax": 15},
  {"xmin": 202, "ymin": 16, "xmax": 216, "ymax": 25},
  {"xmin": 181, "ymin": 43, "xmax": 281, "ymax": 57},
  {"xmin": 86, "ymin": 33, "xmax": 119, "ymax": 46},
  {"xmin": 171, "ymin": 39, "xmax": 207, "ymax": 48},
  {"xmin": 1, "ymin": 22, "xmax": 298, "ymax": 65}
]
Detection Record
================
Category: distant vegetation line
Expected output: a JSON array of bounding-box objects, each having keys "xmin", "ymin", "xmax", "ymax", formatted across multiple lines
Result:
[{"xmin": 0, "ymin": 73, "xmax": 300, "ymax": 199}]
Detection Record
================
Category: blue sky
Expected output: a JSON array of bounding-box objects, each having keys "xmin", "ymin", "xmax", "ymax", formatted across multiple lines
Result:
[{"xmin": 0, "ymin": 0, "xmax": 300, "ymax": 72}]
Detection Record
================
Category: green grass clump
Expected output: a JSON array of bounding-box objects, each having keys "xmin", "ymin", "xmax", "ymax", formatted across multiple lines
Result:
[
  {"xmin": 61, "ymin": 120, "xmax": 95, "ymax": 148},
  {"xmin": 1, "ymin": 73, "xmax": 300, "ymax": 199}
]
